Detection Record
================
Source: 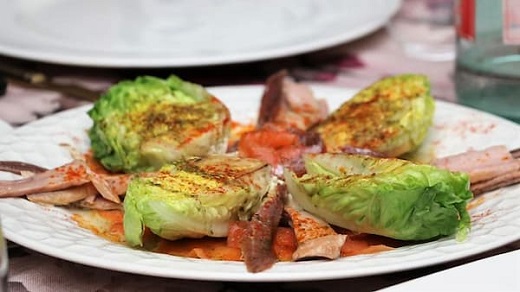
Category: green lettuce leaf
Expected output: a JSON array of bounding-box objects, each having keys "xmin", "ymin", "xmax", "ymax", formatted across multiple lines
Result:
[
  {"xmin": 88, "ymin": 75, "xmax": 229, "ymax": 173},
  {"xmin": 285, "ymin": 153, "xmax": 473, "ymax": 241},
  {"xmin": 123, "ymin": 155, "xmax": 272, "ymax": 246}
]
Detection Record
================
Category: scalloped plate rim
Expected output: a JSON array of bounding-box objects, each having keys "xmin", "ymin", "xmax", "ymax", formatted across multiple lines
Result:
[{"xmin": 0, "ymin": 84, "xmax": 519, "ymax": 282}]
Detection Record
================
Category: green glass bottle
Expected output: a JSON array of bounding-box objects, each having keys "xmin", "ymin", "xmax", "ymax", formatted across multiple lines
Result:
[{"xmin": 455, "ymin": 0, "xmax": 520, "ymax": 123}]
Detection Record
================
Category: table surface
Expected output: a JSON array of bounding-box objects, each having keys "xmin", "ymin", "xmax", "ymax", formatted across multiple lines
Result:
[{"xmin": 1, "ymin": 3, "xmax": 519, "ymax": 292}]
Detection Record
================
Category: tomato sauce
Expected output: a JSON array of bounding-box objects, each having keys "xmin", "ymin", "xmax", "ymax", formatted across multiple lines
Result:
[{"xmin": 72, "ymin": 210, "xmax": 402, "ymax": 263}]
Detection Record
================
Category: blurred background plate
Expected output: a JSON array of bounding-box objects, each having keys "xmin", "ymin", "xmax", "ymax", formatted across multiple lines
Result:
[{"xmin": 0, "ymin": 0, "xmax": 401, "ymax": 68}]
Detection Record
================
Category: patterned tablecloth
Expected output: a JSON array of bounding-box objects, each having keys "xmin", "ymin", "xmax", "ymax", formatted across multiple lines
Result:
[{"xmin": 1, "ymin": 3, "xmax": 519, "ymax": 292}]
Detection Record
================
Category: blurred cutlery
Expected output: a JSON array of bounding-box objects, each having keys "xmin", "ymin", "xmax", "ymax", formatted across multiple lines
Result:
[{"xmin": 0, "ymin": 63, "xmax": 101, "ymax": 102}]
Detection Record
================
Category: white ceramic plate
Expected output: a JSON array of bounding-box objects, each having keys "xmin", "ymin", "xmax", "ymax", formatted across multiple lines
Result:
[
  {"xmin": 0, "ymin": 0, "xmax": 401, "ymax": 67},
  {"xmin": 0, "ymin": 85, "xmax": 520, "ymax": 282}
]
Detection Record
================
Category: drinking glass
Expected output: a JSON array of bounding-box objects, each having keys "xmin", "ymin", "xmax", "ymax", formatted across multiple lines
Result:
[
  {"xmin": 0, "ymin": 219, "xmax": 8, "ymax": 292},
  {"xmin": 387, "ymin": 0, "xmax": 456, "ymax": 61}
]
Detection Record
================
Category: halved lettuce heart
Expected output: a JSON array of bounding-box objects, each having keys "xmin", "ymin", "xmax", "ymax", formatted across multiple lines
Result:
[
  {"xmin": 124, "ymin": 155, "xmax": 273, "ymax": 246},
  {"xmin": 88, "ymin": 75, "xmax": 231, "ymax": 173},
  {"xmin": 311, "ymin": 74, "xmax": 435, "ymax": 157},
  {"xmin": 284, "ymin": 153, "xmax": 473, "ymax": 241}
]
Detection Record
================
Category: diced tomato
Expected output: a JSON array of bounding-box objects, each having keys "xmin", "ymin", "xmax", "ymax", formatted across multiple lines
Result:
[
  {"xmin": 340, "ymin": 237, "xmax": 371, "ymax": 256},
  {"xmin": 273, "ymin": 227, "xmax": 297, "ymax": 261},
  {"xmin": 227, "ymin": 221, "xmax": 248, "ymax": 249},
  {"xmin": 238, "ymin": 128, "xmax": 303, "ymax": 165}
]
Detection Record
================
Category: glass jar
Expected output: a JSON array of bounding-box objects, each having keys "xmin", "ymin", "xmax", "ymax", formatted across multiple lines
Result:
[
  {"xmin": 454, "ymin": 0, "xmax": 520, "ymax": 123},
  {"xmin": 388, "ymin": 0, "xmax": 456, "ymax": 62}
]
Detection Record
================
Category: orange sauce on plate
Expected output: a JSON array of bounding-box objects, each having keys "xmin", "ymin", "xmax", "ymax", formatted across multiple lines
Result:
[{"xmin": 72, "ymin": 210, "xmax": 402, "ymax": 262}]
